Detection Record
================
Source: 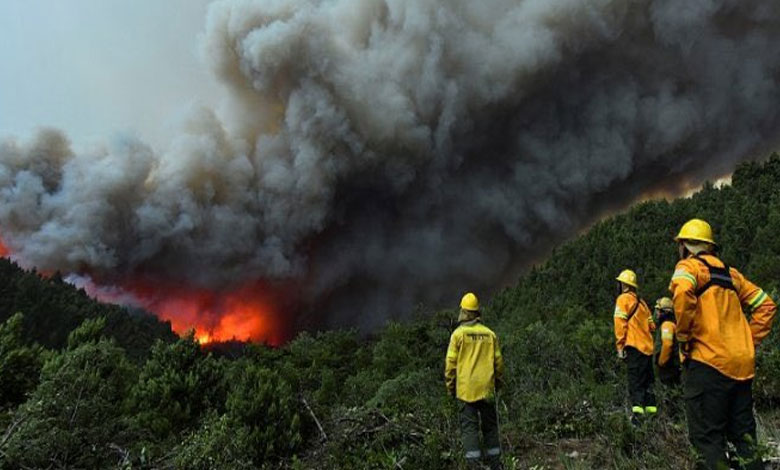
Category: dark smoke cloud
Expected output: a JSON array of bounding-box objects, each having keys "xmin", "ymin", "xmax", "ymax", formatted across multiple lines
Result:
[{"xmin": 1, "ymin": 0, "xmax": 779, "ymax": 330}]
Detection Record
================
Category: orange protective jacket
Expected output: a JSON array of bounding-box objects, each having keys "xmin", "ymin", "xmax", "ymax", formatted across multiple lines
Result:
[
  {"xmin": 657, "ymin": 320, "xmax": 676, "ymax": 367},
  {"xmin": 613, "ymin": 292, "xmax": 655, "ymax": 356},
  {"xmin": 669, "ymin": 253, "xmax": 777, "ymax": 380}
]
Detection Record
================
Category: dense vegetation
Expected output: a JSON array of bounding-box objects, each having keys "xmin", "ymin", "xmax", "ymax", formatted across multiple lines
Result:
[
  {"xmin": 3, "ymin": 155, "xmax": 780, "ymax": 469},
  {"xmin": 0, "ymin": 263, "xmax": 177, "ymax": 359}
]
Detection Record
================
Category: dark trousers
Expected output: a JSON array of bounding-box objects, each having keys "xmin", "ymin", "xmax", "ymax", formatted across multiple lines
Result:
[
  {"xmin": 459, "ymin": 399, "xmax": 501, "ymax": 467},
  {"xmin": 685, "ymin": 360, "xmax": 763, "ymax": 470},
  {"xmin": 657, "ymin": 362, "xmax": 681, "ymax": 387},
  {"xmin": 626, "ymin": 347, "xmax": 656, "ymax": 409}
]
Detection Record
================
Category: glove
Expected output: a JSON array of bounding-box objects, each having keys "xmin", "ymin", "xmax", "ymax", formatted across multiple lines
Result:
[{"xmin": 617, "ymin": 349, "xmax": 627, "ymax": 360}]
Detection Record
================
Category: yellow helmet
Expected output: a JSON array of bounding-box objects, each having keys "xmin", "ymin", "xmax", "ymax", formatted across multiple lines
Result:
[
  {"xmin": 655, "ymin": 297, "xmax": 673, "ymax": 310},
  {"xmin": 675, "ymin": 218, "xmax": 716, "ymax": 245},
  {"xmin": 460, "ymin": 292, "xmax": 479, "ymax": 311},
  {"xmin": 616, "ymin": 269, "xmax": 638, "ymax": 288}
]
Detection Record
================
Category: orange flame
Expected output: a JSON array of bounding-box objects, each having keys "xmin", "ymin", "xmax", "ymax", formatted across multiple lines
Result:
[
  {"xmin": 122, "ymin": 280, "xmax": 286, "ymax": 346},
  {"xmin": 0, "ymin": 231, "xmax": 290, "ymax": 346}
]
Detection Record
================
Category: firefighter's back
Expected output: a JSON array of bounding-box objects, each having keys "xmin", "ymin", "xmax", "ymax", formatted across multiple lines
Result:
[{"xmin": 454, "ymin": 321, "xmax": 498, "ymax": 402}]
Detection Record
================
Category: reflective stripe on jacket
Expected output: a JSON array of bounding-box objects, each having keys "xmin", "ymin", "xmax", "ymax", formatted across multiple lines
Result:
[
  {"xmin": 445, "ymin": 320, "xmax": 504, "ymax": 403},
  {"xmin": 669, "ymin": 253, "xmax": 777, "ymax": 380},
  {"xmin": 613, "ymin": 292, "xmax": 655, "ymax": 356}
]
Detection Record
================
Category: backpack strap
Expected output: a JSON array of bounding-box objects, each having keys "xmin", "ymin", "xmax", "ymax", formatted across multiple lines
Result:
[
  {"xmin": 693, "ymin": 254, "xmax": 738, "ymax": 297},
  {"xmin": 625, "ymin": 296, "xmax": 647, "ymax": 322}
]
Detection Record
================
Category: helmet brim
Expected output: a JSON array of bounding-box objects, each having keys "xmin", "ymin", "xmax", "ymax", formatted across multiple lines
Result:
[
  {"xmin": 615, "ymin": 277, "xmax": 638, "ymax": 289},
  {"xmin": 674, "ymin": 235, "xmax": 718, "ymax": 247}
]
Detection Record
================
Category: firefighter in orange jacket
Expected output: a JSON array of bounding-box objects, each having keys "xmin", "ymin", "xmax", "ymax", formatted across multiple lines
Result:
[
  {"xmin": 445, "ymin": 293, "xmax": 504, "ymax": 470},
  {"xmin": 670, "ymin": 219, "xmax": 776, "ymax": 470},
  {"xmin": 654, "ymin": 297, "xmax": 681, "ymax": 386},
  {"xmin": 614, "ymin": 269, "xmax": 657, "ymax": 422}
]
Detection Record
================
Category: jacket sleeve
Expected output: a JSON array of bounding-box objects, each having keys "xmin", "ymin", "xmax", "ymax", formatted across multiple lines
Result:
[
  {"xmin": 444, "ymin": 329, "xmax": 460, "ymax": 395},
  {"xmin": 670, "ymin": 259, "xmax": 698, "ymax": 343},
  {"xmin": 613, "ymin": 295, "xmax": 629, "ymax": 351},
  {"xmin": 734, "ymin": 269, "xmax": 777, "ymax": 346},
  {"xmin": 658, "ymin": 322, "xmax": 675, "ymax": 366},
  {"xmin": 494, "ymin": 334, "xmax": 505, "ymax": 389}
]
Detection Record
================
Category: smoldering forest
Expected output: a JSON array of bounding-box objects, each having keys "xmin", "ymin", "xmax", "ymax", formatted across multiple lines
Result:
[{"xmin": 1, "ymin": 0, "xmax": 779, "ymax": 336}]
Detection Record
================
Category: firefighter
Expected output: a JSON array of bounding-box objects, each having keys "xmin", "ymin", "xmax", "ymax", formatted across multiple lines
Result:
[
  {"xmin": 613, "ymin": 269, "xmax": 657, "ymax": 423},
  {"xmin": 670, "ymin": 218, "xmax": 776, "ymax": 470},
  {"xmin": 445, "ymin": 292, "xmax": 505, "ymax": 470},
  {"xmin": 654, "ymin": 297, "xmax": 681, "ymax": 386}
]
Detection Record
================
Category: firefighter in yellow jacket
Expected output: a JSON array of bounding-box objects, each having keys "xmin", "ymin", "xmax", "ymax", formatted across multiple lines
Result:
[
  {"xmin": 445, "ymin": 293, "xmax": 504, "ymax": 470},
  {"xmin": 614, "ymin": 269, "xmax": 657, "ymax": 423},
  {"xmin": 670, "ymin": 219, "xmax": 776, "ymax": 470}
]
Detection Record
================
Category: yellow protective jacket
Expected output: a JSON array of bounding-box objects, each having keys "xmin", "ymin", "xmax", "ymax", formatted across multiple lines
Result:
[
  {"xmin": 669, "ymin": 253, "xmax": 777, "ymax": 380},
  {"xmin": 613, "ymin": 292, "xmax": 655, "ymax": 356},
  {"xmin": 445, "ymin": 319, "xmax": 504, "ymax": 403}
]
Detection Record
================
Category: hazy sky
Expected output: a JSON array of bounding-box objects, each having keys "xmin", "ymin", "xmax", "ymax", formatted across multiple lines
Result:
[{"xmin": 0, "ymin": 0, "xmax": 218, "ymax": 149}]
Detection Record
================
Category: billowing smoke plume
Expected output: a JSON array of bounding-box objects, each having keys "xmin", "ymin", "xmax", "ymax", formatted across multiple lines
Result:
[{"xmin": 1, "ymin": 0, "xmax": 779, "ymax": 334}]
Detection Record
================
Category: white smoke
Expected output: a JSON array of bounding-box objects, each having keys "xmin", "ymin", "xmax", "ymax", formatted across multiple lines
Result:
[{"xmin": 1, "ymin": 0, "xmax": 779, "ymax": 330}]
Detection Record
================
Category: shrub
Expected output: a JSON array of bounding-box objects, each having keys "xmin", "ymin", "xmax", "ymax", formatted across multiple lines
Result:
[
  {"xmin": 174, "ymin": 363, "xmax": 301, "ymax": 468},
  {"xmin": 126, "ymin": 333, "xmax": 227, "ymax": 448}
]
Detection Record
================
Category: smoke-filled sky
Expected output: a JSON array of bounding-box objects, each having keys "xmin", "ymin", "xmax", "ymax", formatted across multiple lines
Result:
[
  {"xmin": 1, "ymin": 0, "xmax": 779, "ymax": 338},
  {"xmin": 0, "ymin": 0, "xmax": 217, "ymax": 148}
]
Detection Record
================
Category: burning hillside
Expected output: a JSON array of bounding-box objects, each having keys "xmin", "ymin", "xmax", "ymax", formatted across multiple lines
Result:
[
  {"xmin": 1, "ymin": 0, "xmax": 780, "ymax": 341},
  {"xmin": 65, "ymin": 276, "xmax": 287, "ymax": 345}
]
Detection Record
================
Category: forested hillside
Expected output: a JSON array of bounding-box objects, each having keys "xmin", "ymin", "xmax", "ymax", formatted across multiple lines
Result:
[
  {"xmin": 3, "ymin": 155, "xmax": 780, "ymax": 469},
  {"xmin": 0, "ymin": 260, "xmax": 177, "ymax": 359}
]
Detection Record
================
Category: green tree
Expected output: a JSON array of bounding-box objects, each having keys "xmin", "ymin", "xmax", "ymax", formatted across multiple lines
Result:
[
  {"xmin": 2, "ymin": 320, "xmax": 135, "ymax": 469},
  {"xmin": 0, "ymin": 312, "xmax": 45, "ymax": 408}
]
